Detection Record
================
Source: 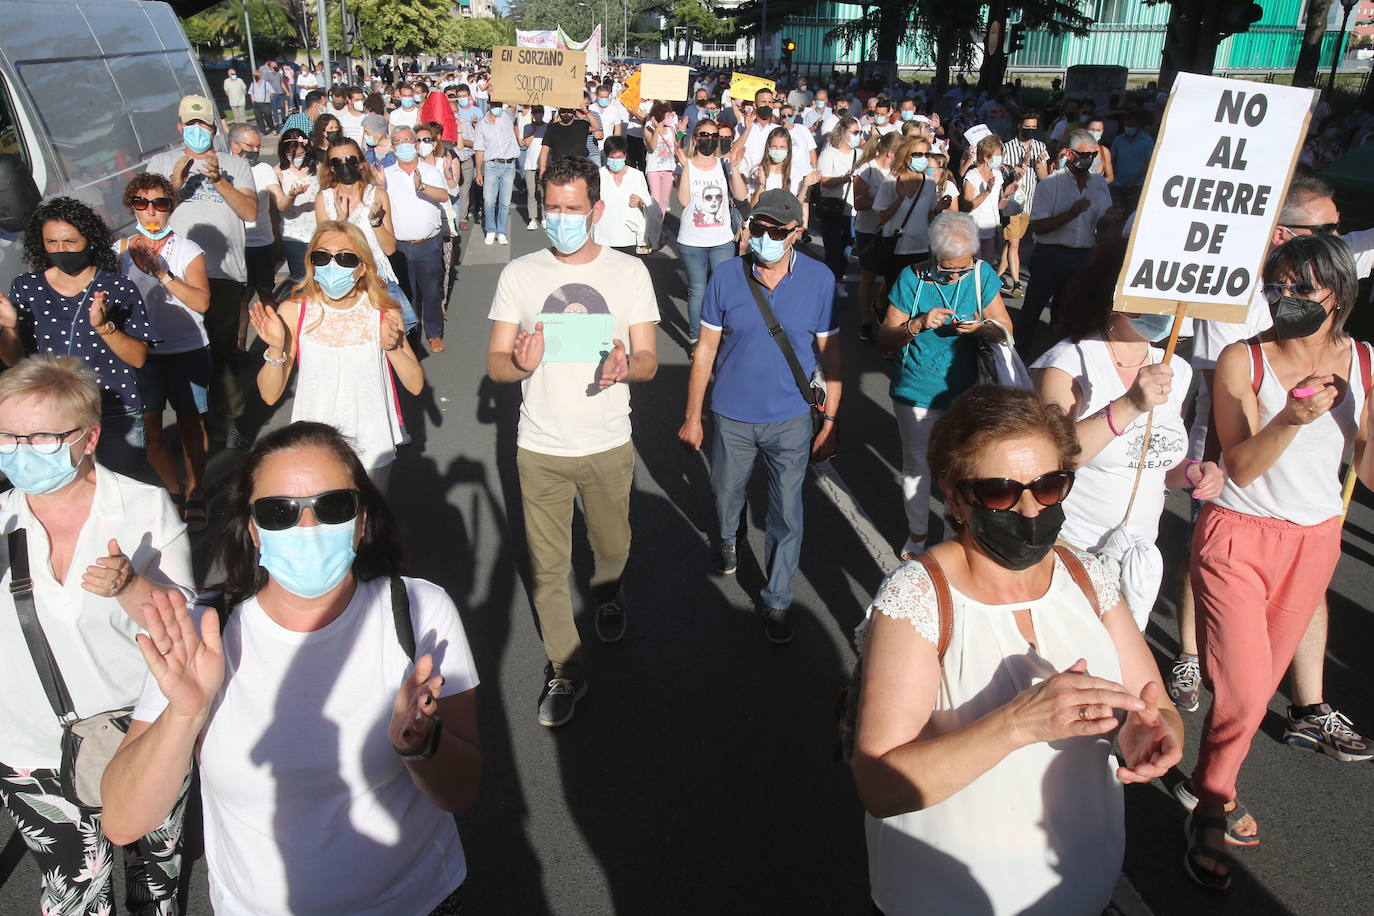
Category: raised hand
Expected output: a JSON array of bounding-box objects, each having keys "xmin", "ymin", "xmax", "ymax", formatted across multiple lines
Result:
[
  {"xmin": 135, "ymin": 590, "xmax": 225, "ymax": 721},
  {"xmin": 0, "ymin": 292, "xmax": 18, "ymax": 331},
  {"xmin": 82, "ymin": 538, "xmax": 133, "ymax": 599},
  {"xmin": 597, "ymin": 338, "xmax": 629, "ymax": 389},
  {"xmin": 512, "ymin": 322, "xmax": 545, "ymax": 373},
  {"xmin": 129, "ymin": 242, "xmax": 165, "ymax": 280},
  {"xmin": 249, "ymin": 301, "xmax": 287, "ymax": 352},
  {"xmin": 412, "ymin": 168, "xmax": 424, "ymax": 192},
  {"xmin": 201, "ymin": 154, "xmax": 222, "ymax": 184},
  {"xmin": 369, "ymin": 201, "xmax": 386, "ymax": 228},
  {"xmin": 388, "ymin": 652, "xmax": 443, "ymax": 755},
  {"xmin": 628, "ymin": 193, "xmax": 644, "ymax": 209},
  {"xmin": 1115, "ymin": 681, "xmax": 1182, "ymax": 784},
  {"xmin": 1125, "ymin": 361, "xmax": 1173, "ymax": 411},
  {"xmin": 172, "ymin": 155, "xmax": 194, "ymax": 190},
  {"xmin": 1002, "ymin": 658, "xmax": 1146, "ymax": 747},
  {"xmin": 88, "ymin": 290, "xmax": 108, "ymax": 330}
]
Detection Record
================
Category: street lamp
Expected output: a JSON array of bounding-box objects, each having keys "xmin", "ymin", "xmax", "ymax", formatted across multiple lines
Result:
[{"xmin": 1333, "ymin": 0, "xmax": 1359, "ymax": 90}]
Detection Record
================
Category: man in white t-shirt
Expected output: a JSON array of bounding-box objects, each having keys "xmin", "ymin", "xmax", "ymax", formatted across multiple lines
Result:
[
  {"xmin": 295, "ymin": 66, "xmax": 319, "ymax": 103},
  {"xmin": 228, "ymin": 124, "xmax": 279, "ymax": 321},
  {"xmin": 485, "ymin": 156, "xmax": 660, "ymax": 728},
  {"xmin": 779, "ymin": 105, "xmax": 818, "ymax": 167},
  {"xmin": 385, "ymin": 126, "xmax": 449, "ymax": 352},
  {"xmin": 590, "ymin": 85, "xmax": 628, "ymax": 151},
  {"xmin": 388, "ymin": 84, "xmax": 420, "ymax": 129},
  {"xmin": 739, "ymin": 88, "xmax": 781, "ymax": 173},
  {"xmin": 337, "ymin": 86, "xmax": 368, "ymax": 143},
  {"xmin": 223, "ymin": 69, "xmax": 248, "ymax": 124}
]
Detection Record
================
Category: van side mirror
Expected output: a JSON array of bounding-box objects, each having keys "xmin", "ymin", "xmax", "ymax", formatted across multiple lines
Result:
[{"xmin": 0, "ymin": 154, "xmax": 41, "ymax": 233}]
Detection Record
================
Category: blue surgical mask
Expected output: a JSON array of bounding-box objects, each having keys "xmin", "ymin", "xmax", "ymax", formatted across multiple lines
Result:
[
  {"xmin": 910, "ymin": 156, "xmax": 928, "ymax": 172},
  {"xmin": 365, "ymin": 135, "xmax": 379, "ymax": 147},
  {"xmin": 607, "ymin": 157, "xmax": 626, "ymax": 173},
  {"xmin": 489, "ymin": 105, "xmax": 504, "ymax": 117},
  {"xmin": 925, "ymin": 166, "xmax": 938, "ymax": 177},
  {"xmin": 1127, "ymin": 313, "xmax": 1174, "ymax": 343},
  {"xmin": 183, "ymin": 124, "xmax": 213, "ymax": 154},
  {"xmin": 901, "ymin": 111, "xmax": 915, "ymax": 121},
  {"xmin": 256, "ymin": 520, "xmax": 357, "ymax": 599},
  {"xmin": 990, "ymin": 154, "xmax": 1004, "ymax": 168},
  {"xmin": 315, "ymin": 261, "xmax": 359, "ymax": 298},
  {"xmin": 458, "ymin": 97, "xmax": 471, "ymax": 108},
  {"xmin": 748, "ymin": 233, "xmax": 788, "ymax": 264},
  {"xmin": 1089, "ymin": 129, "xmax": 1103, "ymax": 142},
  {"xmin": 400, "ymin": 97, "xmax": 416, "ymax": 109},
  {"xmin": 394, "ymin": 142, "xmax": 417, "ymax": 162},
  {"xmin": 545, "ymin": 212, "xmax": 591, "ymax": 255},
  {"xmin": 597, "ymin": 97, "xmax": 610, "ymax": 108},
  {"xmin": 136, "ymin": 222, "xmax": 174, "ymax": 241},
  {"xmin": 875, "ymin": 115, "xmax": 889, "ymax": 126},
  {"xmin": 0, "ymin": 435, "xmax": 87, "ymax": 495}
]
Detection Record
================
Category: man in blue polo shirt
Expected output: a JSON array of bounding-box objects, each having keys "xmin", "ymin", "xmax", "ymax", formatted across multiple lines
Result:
[{"xmin": 678, "ymin": 189, "xmax": 842, "ymax": 645}]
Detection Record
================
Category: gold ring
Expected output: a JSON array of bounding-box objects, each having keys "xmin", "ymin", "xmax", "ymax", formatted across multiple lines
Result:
[{"xmin": 1078, "ymin": 706, "xmax": 1090, "ymax": 720}]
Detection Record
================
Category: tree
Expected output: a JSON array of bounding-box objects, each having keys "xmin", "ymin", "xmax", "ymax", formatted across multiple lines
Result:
[
  {"xmin": 1294, "ymin": 0, "xmax": 1335, "ymax": 87},
  {"xmin": 354, "ymin": 0, "xmax": 459, "ymax": 59},
  {"xmin": 664, "ymin": 0, "xmax": 734, "ymax": 61}
]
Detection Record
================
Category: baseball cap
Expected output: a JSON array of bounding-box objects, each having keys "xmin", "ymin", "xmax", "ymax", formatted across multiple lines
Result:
[
  {"xmin": 178, "ymin": 94, "xmax": 215, "ymax": 124},
  {"xmin": 750, "ymin": 189, "xmax": 804, "ymax": 226}
]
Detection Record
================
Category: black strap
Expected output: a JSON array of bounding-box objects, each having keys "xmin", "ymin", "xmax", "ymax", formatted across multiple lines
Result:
[
  {"xmin": 210, "ymin": 574, "xmax": 415, "ymax": 660},
  {"xmin": 741, "ymin": 258, "xmax": 818, "ymax": 410},
  {"xmin": 9, "ymin": 529, "xmax": 77, "ymax": 721},
  {"xmin": 889, "ymin": 174, "xmax": 927, "ymax": 240}
]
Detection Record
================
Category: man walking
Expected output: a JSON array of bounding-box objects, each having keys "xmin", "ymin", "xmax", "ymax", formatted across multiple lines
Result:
[
  {"xmin": 678, "ymin": 189, "xmax": 842, "ymax": 645},
  {"xmin": 223, "ymin": 68, "xmax": 248, "ymax": 124},
  {"xmin": 472, "ymin": 102, "xmax": 520, "ymax": 245},
  {"xmin": 384, "ymin": 126, "xmax": 449, "ymax": 353},
  {"xmin": 249, "ymin": 71, "xmax": 274, "ymax": 135},
  {"xmin": 486, "ymin": 157, "xmax": 659, "ymax": 727},
  {"xmin": 453, "ymin": 84, "xmax": 484, "ymax": 230}
]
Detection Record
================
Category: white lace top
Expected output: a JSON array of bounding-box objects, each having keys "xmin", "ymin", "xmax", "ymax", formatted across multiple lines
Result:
[
  {"xmin": 861, "ymin": 549, "xmax": 1127, "ymax": 916},
  {"xmin": 320, "ymin": 186, "xmax": 398, "ymax": 284}
]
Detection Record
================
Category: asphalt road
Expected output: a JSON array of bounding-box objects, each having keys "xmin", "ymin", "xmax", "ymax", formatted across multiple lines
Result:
[{"xmin": 2, "ymin": 188, "xmax": 1372, "ymax": 915}]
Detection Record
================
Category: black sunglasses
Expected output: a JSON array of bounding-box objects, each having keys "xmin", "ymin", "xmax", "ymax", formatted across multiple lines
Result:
[
  {"xmin": 131, "ymin": 196, "xmax": 173, "ymax": 212},
  {"xmin": 251, "ymin": 489, "xmax": 361, "ymax": 531},
  {"xmin": 748, "ymin": 221, "xmax": 795, "ymax": 240},
  {"xmin": 1261, "ymin": 282, "xmax": 1321, "ymax": 303},
  {"xmin": 956, "ymin": 470, "xmax": 1075, "ymax": 512},
  {"xmin": 328, "ymin": 155, "xmax": 361, "ymax": 168},
  {"xmin": 1281, "ymin": 222, "xmax": 1339, "ymax": 235},
  {"xmin": 310, "ymin": 250, "xmax": 363, "ymax": 268}
]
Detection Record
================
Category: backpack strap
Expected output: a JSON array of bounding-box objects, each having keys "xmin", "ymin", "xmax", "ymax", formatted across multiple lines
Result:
[
  {"xmin": 1052, "ymin": 545, "xmax": 1102, "ymax": 617},
  {"xmin": 913, "ymin": 553, "xmax": 953, "ymax": 660}
]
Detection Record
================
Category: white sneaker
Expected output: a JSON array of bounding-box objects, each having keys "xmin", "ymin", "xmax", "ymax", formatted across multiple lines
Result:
[
  {"xmin": 527, "ymin": 219, "xmax": 539, "ymax": 230},
  {"xmin": 497, "ymin": 233, "xmax": 508, "ymax": 245},
  {"xmin": 540, "ymin": 219, "xmax": 547, "ymax": 229},
  {"xmin": 484, "ymin": 232, "xmax": 496, "ymax": 246}
]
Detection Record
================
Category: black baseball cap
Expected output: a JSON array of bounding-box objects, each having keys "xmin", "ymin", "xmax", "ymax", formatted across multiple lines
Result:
[{"xmin": 750, "ymin": 189, "xmax": 804, "ymax": 226}]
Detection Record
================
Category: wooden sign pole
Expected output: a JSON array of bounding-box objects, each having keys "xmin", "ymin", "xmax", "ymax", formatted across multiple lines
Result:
[{"xmin": 1122, "ymin": 301, "xmax": 1187, "ymax": 524}]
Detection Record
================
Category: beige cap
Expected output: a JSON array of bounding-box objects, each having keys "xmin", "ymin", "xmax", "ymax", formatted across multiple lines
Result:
[{"xmin": 178, "ymin": 94, "xmax": 215, "ymax": 124}]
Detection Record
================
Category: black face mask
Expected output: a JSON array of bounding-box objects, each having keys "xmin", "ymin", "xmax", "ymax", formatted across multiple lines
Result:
[
  {"xmin": 47, "ymin": 248, "xmax": 91, "ymax": 276},
  {"xmin": 1270, "ymin": 295, "xmax": 1330, "ymax": 340},
  {"xmin": 695, "ymin": 137, "xmax": 718, "ymax": 155},
  {"xmin": 332, "ymin": 161, "xmax": 363, "ymax": 185},
  {"xmin": 1019, "ymin": 128, "xmax": 1037, "ymax": 141},
  {"xmin": 757, "ymin": 108, "xmax": 772, "ymax": 121},
  {"xmin": 241, "ymin": 150, "xmax": 260, "ymax": 165},
  {"xmin": 560, "ymin": 113, "xmax": 574, "ymax": 124},
  {"xmin": 325, "ymin": 131, "xmax": 342, "ymax": 146},
  {"xmin": 967, "ymin": 503, "xmax": 1065, "ymax": 571},
  {"xmin": 1067, "ymin": 153, "xmax": 1094, "ymax": 173},
  {"xmin": 718, "ymin": 138, "xmax": 732, "ymax": 153}
]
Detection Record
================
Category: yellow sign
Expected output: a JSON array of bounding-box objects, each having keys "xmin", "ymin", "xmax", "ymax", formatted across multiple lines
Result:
[
  {"xmin": 491, "ymin": 45, "xmax": 587, "ymax": 110},
  {"xmin": 729, "ymin": 72, "xmax": 777, "ymax": 104},
  {"xmin": 640, "ymin": 64, "xmax": 692, "ymax": 102},
  {"xmin": 619, "ymin": 70, "xmax": 642, "ymax": 113}
]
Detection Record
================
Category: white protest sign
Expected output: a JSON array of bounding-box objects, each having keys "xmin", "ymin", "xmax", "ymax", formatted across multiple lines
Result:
[
  {"xmin": 1116, "ymin": 73, "xmax": 1317, "ymax": 322},
  {"xmin": 963, "ymin": 123, "xmax": 992, "ymax": 148}
]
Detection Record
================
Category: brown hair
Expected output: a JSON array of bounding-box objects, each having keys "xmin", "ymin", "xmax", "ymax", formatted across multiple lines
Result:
[
  {"xmin": 975, "ymin": 134, "xmax": 1005, "ymax": 162},
  {"xmin": 317, "ymin": 139, "xmax": 375, "ymax": 190},
  {"xmin": 121, "ymin": 173, "xmax": 177, "ymax": 213},
  {"xmin": 929, "ymin": 386, "xmax": 1080, "ymax": 526},
  {"xmin": 890, "ymin": 135, "xmax": 932, "ymax": 177}
]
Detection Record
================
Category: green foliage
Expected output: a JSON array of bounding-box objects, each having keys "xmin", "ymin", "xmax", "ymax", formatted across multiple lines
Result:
[
  {"xmin": 183, "ymin": 0, "xmax": 298, "ymax": 54},
  {"xmin": 354, "ymin": 0, "xmax": 460, "ymax": 55}
]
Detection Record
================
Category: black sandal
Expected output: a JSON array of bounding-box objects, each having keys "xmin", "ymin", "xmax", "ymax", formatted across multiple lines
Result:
[
  {"xmin": 183, "ymin": 498, "xmax": 209, "ymax": 534},
  {"xmin": 1183, "ymin": 812, "xmax": 1234, "ymax": 891}
]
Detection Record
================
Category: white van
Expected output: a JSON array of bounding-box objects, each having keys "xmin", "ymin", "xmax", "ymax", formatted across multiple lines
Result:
[{"xmin": 0, "ymin": 0, "xmax": 218, "ymax": 293}]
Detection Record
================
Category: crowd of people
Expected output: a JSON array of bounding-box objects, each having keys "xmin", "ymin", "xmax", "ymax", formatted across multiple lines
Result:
[{"xmin": 0, "ymin": 53, "xmax": 1370, "ymax": 916}]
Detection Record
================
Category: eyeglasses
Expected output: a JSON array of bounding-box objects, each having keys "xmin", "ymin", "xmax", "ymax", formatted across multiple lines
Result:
[
  {"xmin": 251, "ymin": 488, "xmax": 361, "ymax": 531},
  {"xmin": 929, "ymin": 266, "xmax": 974, "ymax": 283},
  {"xmin": 747, "ymin": 221, "xmax": 794, "ymax": 240},
  {"xmin": 131, "ymin": 196, "xmax": 173, "ymax": 212},
  {"xmin": 0, "ymin": 427, "xmax": 84, "ymax": 456},
  {"xmin": 328, "ymin": 155, "xmax": 360, "ymax": 168},
  {"xmin": 1262, "ymin": 282, "xmax": 1321, "ymax": 303},
  {"xmin": 956, "ymin": 470, "xmax": 1075, "ymax": 512},
  {"xmin": 309, "ymin": 250, "xmax": 362, "ymax": 268},
  {"xmin": 1280, "ymin": 222, "xmax": 1339, "ymax": 235}
]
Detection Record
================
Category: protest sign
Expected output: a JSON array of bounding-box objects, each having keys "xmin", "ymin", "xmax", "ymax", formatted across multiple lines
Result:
[
  {"xmin": 1116, "ymin": 73, "xmax": 1316, "ymax": 327},
  {"xmin": 491, "ymin": 46, "xmax": 587, "ymax": 110},
  {"xmin": 729, "ymin": 72, "xmax": 776, "ymax": 103},
  {"xmin": 516, "ymin": 29, "xmax": 558, "ymax": 49},
  {"xmin": 640, "ymin": 64, "xmax": 692, "ymax": 102},
  {"xmin": 619, "ymin": 70, "xmax": 642, "ymax": 113},
  {"xmin": 963, "ymin": 124, "xmax": 992, "ymax": 148}
]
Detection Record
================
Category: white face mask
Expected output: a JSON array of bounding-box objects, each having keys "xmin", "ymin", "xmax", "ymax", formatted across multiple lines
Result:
[
  {"xmin": 351, "ymin": 100, "xmax": 365, "ymax": 112},
  {"xmin": 418, "ymin": 141, "xmax": 435, "ymax": 157}
]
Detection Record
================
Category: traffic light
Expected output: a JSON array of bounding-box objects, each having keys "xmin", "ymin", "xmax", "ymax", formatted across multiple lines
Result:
[
  {"xmin": 1217, "ymin": 0, "xmax": 1263, "ymax": 37},
  {"xmin": 782, "ymin": 37, "xmax": 796, "ymax": 64},
  {"xmin": 1008, "ymin": 24, "xmax": 1026, "ymax": 55}
]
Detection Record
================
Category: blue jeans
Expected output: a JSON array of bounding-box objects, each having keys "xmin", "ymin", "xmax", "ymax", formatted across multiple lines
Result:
[
  {"xmin": 385, "ymin": 279, "xmax": 419, "ymax": 333},
  {"xmin": 396, "ymin": 236, "xmax": 445, "ymax": 340},
  {"xmin": 1014, "ymin": 243, "xmax": 1092, "ymax": 359},
  {"xmin": 680, "ymin": 241, "xmax": 735, "ymax": 341},
  {"xmin": 710, "ymin": 411, "xmax": 812, "ymax": 610},
  {"xmin": 283, "ymin": 238, "xmax": 308, "ymax": 282},
  {"xmin": 483, "ymin": 160, "xmax": 516, "ymax": 236}
]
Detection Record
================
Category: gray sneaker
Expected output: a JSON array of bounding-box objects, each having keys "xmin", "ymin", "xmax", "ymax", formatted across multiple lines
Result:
[
  {"xmin": 595, "ymin": 597, "xmax": 626, "ymax": 643},
  {"xmin": 1167, "ymin": 654, "xmax": 1202, "ymax": 713},
  {"xmin": 1284, "ymin": 703, "xmax": 1374, "ymax": 762},
  {"xmin": 716, "ymin": 542, "xmax": 738, "ymax": 576},
  {"xmin": 538, "ymin": 677, "xmax": 587, "ymax": 728}
]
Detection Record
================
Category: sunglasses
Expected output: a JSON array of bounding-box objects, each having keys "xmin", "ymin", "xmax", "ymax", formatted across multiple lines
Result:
[
  {"xmin": 1262, "ymin": 282, "xmax": 1321, "ymax": 303},
  {"xmin": 251, "ymin": 488, "xmax": 361, "ymax": 531},
  {"xmin": 328, "ymin": 155, "xmax": 361, "ymax": 168},
  {"xmin": 131, "ymin": 196, "xmax": 173, "ymax": 212},
  {"xmin": 310, "ymin": 250, "xmax": 362, "ymax": 268},
  {"xmin": 748, "ymin": 221, "xmax": 795, "ymax": 240},
  {"xmin": 1281, "ymin": 222, "xmax": 1339, "ymax": 235},
  {"xmin": 956, "ymin": 470, "xmax": 1075, "ymax": 512}
]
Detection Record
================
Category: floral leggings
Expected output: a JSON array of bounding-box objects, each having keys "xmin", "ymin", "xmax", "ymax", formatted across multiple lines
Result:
[{"xmin": 0, "ymin": 762, "xmax": 190, "ymax": 916}]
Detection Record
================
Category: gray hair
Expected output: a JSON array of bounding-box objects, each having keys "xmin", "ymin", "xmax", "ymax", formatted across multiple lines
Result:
[
  {"xmin": 1066, "ymin": 128, "xmax": 1097, "ymax": 151},
  {"xmin": 1279, "ymin": 171, "xmax": 1335, "ymax": 225},
  {"xmin": 929, "ymin": 212, "xmax": 979, "ymax": 262},
  {"xmin": 390, "ymin": 125, "xmax": 417, "ymax": 143},
  {"xmin": 227, "ymin": 123, "xmax": 259, "ymax": 146}
]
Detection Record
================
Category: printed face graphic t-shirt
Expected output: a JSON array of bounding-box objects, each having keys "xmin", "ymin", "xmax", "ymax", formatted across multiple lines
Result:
[{"xmin": 676, "ymin": 159, "xmax": 734, "ymax": 248}]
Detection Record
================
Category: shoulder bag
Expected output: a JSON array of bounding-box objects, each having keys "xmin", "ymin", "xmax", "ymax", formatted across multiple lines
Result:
[
  {"xmin": 741, "ymin": 258, "xmax": 827, "ymax": 444},
  {"xmin": 815, "ymin": 150, "xmax": 858, "ymax": 221},
  {"xmin": 10, "ymin": 529, "xmax": 132, "ymax": 809}
]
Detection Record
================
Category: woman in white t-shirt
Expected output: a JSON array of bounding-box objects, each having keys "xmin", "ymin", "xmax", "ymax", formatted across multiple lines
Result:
[
  {"xmin": 117, "ymin": 172, "xmax": 213, "ymax": 531},
  {"xmin": 675, "ymin": 118, "xmax": 739, "ymax": 345},
  {"xmin": 643, "ymin": 102, "xmax": 680, "ymax": 244},
  {"xmin": 960, "ymin": 134, "xmax": 1010, "ymax": 264},
  {"xmin": 0, "ymin": 355, "xmax": 194, "ymax": 915},
  {"xmin": 1033, "ymin": 240, "xmax": 1223, "ymax": 631},
  {"xmin": 262, "ymin": 128, "xmax": 319, "ymax": 283},
  {"xmin": 853, "ymin": 132, "xmax": 902, "ymax": 338},
  {"xmin": 815, "ymin": 117, "xmax": 862, "ymax": 298},
  {"xmin": 102, "ymin": 421, "xmax": 481, "ymax": 916},
  {"xmin": 747, "ymin": 127, "xmax": 817, "ymax": 224},
  {"xmin": 595, "ymin": 136, "xmax": 652, "ymax": 253},
  {"xmin": 872, "ymin": 136, "xmax": 952, "ymax": 294}
]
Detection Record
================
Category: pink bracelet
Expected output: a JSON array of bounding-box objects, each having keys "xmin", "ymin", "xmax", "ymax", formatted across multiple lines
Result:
[{"xmin": 1105, "ymin": 401, "xmax": 1125, "ymax": 436}]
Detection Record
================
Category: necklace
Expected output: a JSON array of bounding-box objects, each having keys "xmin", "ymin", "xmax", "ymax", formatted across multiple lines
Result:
[{"xmin": 1105, "ymin": 324, "xmax": 1149, "ymax": 368}]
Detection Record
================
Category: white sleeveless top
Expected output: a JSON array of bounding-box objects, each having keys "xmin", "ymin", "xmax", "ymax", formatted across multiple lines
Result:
[
  {"xmin": 1216, "ymin": 338, "xmax": 1370, "ymax": 525},
  {"xmin": 861, "ymin": 550, "xmax": 1125, "ymax": 916},
  {"xmin": 291, "ymin": 294, "xmax": 404, "ymax": 470},
  {"xmin": 676, "ymin": 160, "xmax": 734, "ymax": 248},
  {"xmin": 1032, "ymin": 332, "xmax": 1191, "ymax": 550},
  {"xmin": 320, "ymin": 185, "xmax": 398, "ymax": 284}
]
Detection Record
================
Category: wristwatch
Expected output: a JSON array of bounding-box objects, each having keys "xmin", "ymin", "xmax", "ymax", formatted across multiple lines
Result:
[{"xmin": 398, "ymin": 716, "xmax": 443, "ymax": 761}]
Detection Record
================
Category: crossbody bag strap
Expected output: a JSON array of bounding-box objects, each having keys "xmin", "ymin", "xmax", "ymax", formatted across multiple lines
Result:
[
  {"xmin": 741, "ymin": 258, "xmax": 818, "ymax": 409},
  {"xmin": 9, "ymin": 529, "xmax": 77, "ymax": 721},
  {"xmin": 1052, "ymin": 545, "xmax": 1102, "ymax": 617},
  {"xmin": 913, "ymin": 553, "xmax": 953, "ymax": 660},
  {"xmin": 891, "ymin": 174, "xmax": 926, "ymax": 238},
  {"xmin": 390, "ymin": 575, "xmax": 416, "ymax": 660}
]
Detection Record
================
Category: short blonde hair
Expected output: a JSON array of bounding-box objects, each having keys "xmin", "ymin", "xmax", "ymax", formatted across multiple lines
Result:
[{"xmin": 0, "ymin": 355, "xmax": 101, "ymax": 428}]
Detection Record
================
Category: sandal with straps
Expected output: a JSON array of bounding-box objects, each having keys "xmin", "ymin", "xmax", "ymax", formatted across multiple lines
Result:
[
  {"xmin": 1173, "ymin": 780, "xmax": 1260, "ymax": 846},
  {"xmin": 1183, "ymin": 811, "xmax": 1234, "ymax": 891}
]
